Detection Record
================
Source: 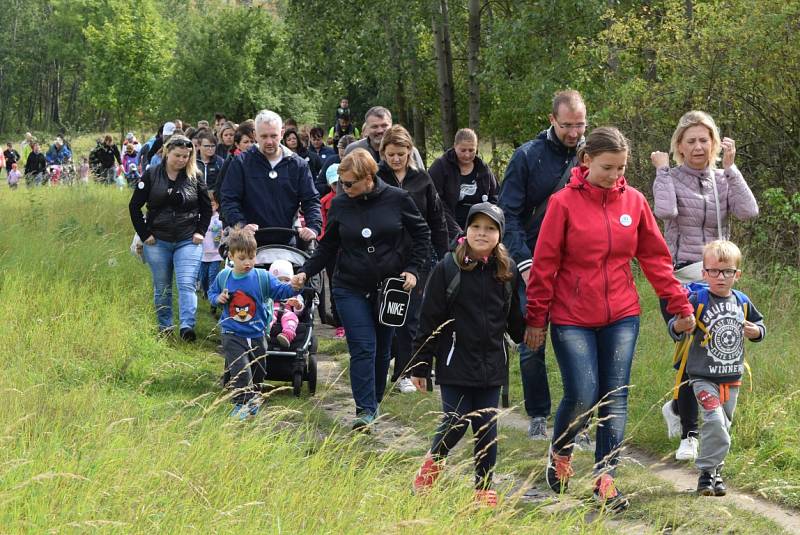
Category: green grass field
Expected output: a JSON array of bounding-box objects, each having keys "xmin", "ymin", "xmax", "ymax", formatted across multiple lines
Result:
[{"xmin": 0, "ymin": 184, "xmax": 797, "ymax": 532}]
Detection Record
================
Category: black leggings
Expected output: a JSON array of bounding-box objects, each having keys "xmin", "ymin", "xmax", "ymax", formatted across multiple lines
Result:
[
  {"xmin": 431, "ymin": 385, "xmax": 500, "ymax": 490},
  {"xmin": 659, "ymin": 298, "xmax": 699, "ymax": 439}
]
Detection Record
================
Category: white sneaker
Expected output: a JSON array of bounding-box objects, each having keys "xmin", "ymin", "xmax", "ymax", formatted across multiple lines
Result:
[
  {"xmin": 662, "ymin": 400, "xmax": 681, "ymax": 439},
  {"xmin": 675, "ymin": 436, "xmax": 698, "ymax": 461},
  {"xmin": 398, "ymin": 377, "xmax": 418, "ymax": 394}
]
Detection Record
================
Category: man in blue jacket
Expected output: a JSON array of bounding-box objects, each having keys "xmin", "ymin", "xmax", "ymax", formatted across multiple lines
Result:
[
  {"xmin": 498, "ymin": 89, "xmax": 586, "ymax": 440},
  {"xmin": 221, "ymin": 109, "xmax": 322, "ymax": 244}
]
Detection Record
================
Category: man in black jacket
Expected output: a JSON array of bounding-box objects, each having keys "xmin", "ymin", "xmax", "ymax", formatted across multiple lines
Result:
[{"xmin": 24, "ymin": 142, "xmax": 47, "ymax": 186}]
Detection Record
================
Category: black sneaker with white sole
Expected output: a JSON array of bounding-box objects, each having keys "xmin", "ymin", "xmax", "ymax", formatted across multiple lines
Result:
[{"xmin": 697, "ymin": 471, "xmax": 715, "ymax": 496}]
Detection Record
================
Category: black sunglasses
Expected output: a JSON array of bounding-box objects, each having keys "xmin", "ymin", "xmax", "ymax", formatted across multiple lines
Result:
[{"xmin": 340, "ymin": 179, "xmax": 359, "ymax": 189}]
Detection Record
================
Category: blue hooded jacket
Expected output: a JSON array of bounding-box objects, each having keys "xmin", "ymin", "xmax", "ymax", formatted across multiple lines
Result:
[
  {"xmin": 220, "ymin": 144, "xmax": 322, "ymax": 236},
  {"xmin": 497, "ymin": 127, "xmax": 578, "ymax": 263}
]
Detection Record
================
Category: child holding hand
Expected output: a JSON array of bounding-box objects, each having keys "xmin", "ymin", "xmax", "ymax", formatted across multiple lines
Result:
[{"xmin": 408, "ymin": 203, "xmax": 525, "ymax": 507}]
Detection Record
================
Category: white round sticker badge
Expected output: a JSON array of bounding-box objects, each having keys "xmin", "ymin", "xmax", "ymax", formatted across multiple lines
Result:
[
  {"xmin": 361, "ymin": 228, "xmax": 372, "ymax": 238},
  {"xmin": 137, "ymin": 181, "xmax": 145, "ymax": 189},
  {"xmin": 268, "ymin": 170, "xmax": 278, "ymax": 179},
  {"xmin": 620, "ymin": 214, "xmax": 632, "ymax": 227},
  {"xmin": 481, "ymin": 194, "xmax": 488, "ymax": 202}
]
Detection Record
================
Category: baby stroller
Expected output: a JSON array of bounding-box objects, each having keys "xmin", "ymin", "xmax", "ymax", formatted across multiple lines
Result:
[{"xmin": 222, "ymin": 227, "xmax": 322, "ymax": 397}]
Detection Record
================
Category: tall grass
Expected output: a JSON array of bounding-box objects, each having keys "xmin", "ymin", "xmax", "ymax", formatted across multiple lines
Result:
[{"xmin": 0, "ymin": 186, "xmax": 614, "ymax": 533}]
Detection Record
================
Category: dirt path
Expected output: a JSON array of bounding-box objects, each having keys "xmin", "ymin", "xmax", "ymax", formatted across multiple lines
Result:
[{"xmin": 306, "ymin": 322, "xmax": 800, "ymax": 533}]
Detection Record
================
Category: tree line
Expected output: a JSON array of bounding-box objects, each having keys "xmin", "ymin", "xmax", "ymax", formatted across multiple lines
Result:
[{"xmin": 0, "ymin": 0, "xmax": 797, "ymax": 266}]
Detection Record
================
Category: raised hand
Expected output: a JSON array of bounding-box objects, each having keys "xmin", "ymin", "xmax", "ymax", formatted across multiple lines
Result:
[
  {"xmin": 650, "ymin": 151, "xmax": 670, "ymax": 168},
  {"xmin": 721, "ymin": 137, "xmax": 736, "ymax": 169}
]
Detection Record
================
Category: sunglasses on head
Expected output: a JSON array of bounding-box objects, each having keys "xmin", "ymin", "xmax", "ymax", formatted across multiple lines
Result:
[{"xmin": 168, "ymin": 139, "xmax": 193, "ymax": 149}]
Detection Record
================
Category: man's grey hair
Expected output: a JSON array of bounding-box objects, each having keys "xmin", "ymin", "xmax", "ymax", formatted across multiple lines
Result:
[
  {"xmin": 254, "ymin": 109, "xmax": 283, "ymax": 130},
  {"xmin": 365, "ymin": 106, "xmax": 392, "ymax": 122}
]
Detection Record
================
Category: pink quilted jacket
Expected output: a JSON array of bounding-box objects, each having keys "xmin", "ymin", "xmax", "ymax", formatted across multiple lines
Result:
[{"xmin": 652, "ymin": 164, "xmax": 758, "ymax": 265}]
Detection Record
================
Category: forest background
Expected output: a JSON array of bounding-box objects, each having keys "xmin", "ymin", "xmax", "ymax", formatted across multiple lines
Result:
[{"xmin": 1, "ymin": 0, "xmax": 798, "ymax": 267}]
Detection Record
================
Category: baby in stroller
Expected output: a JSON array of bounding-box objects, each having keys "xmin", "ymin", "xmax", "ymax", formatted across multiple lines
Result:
[{"xmin": 268, "ymin": 259, "xmax": 305, "ymax": 348}]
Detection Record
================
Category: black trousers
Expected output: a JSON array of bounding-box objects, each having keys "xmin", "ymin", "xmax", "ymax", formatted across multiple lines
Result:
[
  {"xmin": 431, "ymin": 384, "xmax": 501, "ymax": 490},
  {"xmin": 660, "ymin": 298, "xmax": 699, "ymax": 438}
]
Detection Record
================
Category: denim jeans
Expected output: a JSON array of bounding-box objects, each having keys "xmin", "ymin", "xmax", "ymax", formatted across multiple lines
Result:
[
  {"xmin": 198, "ymin": 260, "xmax": 222, "ymax": 299},
  {"xmin": 332, "ymin": 286, "xmax": 394, "ymax": 416},
  {"xmin": 517, "ymin": 280, "xmax": 551, "ymax": 418},
  {"xmin": 550, "ymin": 316, "xmax": 640, "ymax": 475},
  {"xmin": 143, "ymin": 238, "xmax": 203, "ymax": 330}
]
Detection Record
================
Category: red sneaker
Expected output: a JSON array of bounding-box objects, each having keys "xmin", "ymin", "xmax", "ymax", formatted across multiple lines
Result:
[
  {"xmin": 413, "ymin": 453, "xmax": 443, "ymax": 493},
  {"xmin": 474, "ymin": 489, "xmax": 498, "ymax": 507},
  {"xmin": 335, "ymin": 326, "xmax": 345, "ymax": 339}
]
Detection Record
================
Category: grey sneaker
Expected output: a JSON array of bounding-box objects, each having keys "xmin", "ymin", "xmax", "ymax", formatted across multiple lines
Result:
[{"xmin": 528, "ymin": 417, "xmax": 548, "ymax": 440}]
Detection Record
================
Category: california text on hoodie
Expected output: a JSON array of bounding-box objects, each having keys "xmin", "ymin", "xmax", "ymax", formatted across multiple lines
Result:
[
  {"xmin": 526, "ymin": 166, "xmax": 693, "ymax": 328},
  {"xmin": 299, "ymin": 177, "xmax": 431, "ymax": 293},
  {"xmin": 220, "ymin": 144, "xmax": 322, "ymax": 235},
  {"xmin": 376, "ymin": 161, "xmax": 449, "ymax": 259},
  {"xmin": 410, "ymin": 256, "xmax": 525, "ymax": 388}
]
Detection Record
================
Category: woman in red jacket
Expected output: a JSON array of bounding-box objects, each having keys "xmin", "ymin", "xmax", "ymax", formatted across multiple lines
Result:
[{"xmin": 524, "ymin": 127, "xmax": 695, "ymax": 511}]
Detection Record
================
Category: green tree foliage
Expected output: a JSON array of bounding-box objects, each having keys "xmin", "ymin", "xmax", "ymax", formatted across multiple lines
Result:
[{"xmin": 83, "ymin": 0, "xmax": 174, "ymax": 139}]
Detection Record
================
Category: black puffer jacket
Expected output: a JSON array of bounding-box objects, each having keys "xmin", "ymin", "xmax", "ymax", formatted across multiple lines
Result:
[
  {"xmin": 129, "ymin": 164, "xmax": 212, "ymax": 243},
  {"xmin": 376, "ymin": 161, "xmax": 449, "ymax": 259},
  {"xmin": 428, "ymin": 148, "xmax": 498, "ymax": 240},
  {"xmin": 299, "ymin": 177, "xmax": 430, "ymax": 293},
  {"xmin": 410, "ymin": 256, "xmax": 525, "ymax": 387}
]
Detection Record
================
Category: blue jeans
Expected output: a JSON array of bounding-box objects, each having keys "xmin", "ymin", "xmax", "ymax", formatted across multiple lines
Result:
[
  {"xmin": 143, "ymin": 238, "xmax": 203, "ymax": 330},
  {"xmin": 333, "ymin": 286, "xmax": 395, "ymax": 416},
  {"xmin": 550, "ymin": 316, "xmax": 640, "ymax": 475},
  {"xmin": 518, "ymin": 281, "xmax": 551, "ymax": 418},
  {"xmin": 198, "ymin": 260, "xmax": 222, "ymax": 299}
]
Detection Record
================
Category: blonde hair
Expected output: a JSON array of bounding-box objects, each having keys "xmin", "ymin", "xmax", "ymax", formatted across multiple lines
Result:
[
  {"xmin": 703, "ymin": 240, "xmax": 742, "ymax": 268},
  {"xmin": 670, "ymin": 110, "xmax": 722, "ymax": 169},
  {"xmin": 454, "ymin": 128, "xmax": 477, "ymax": 146},
  {"xmin": 454, "ymin": 237, "xmax": 514, "ymax": 282},
  {"xmin": 379, "ymin": 125, "xmax": 416, "ymax": 170},
  {"xmin": 339, "ymin": 148, "xmax": 378, "ymax": 182},
  {"xmin": 164, "ymin": 135, "xmax": 198, "ymax": 181}
]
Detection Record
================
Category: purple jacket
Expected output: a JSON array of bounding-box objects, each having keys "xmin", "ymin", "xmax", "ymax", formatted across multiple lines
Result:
[{"xmin": 653, "ymin": 164, "xmax": 758, "ymax": 265}]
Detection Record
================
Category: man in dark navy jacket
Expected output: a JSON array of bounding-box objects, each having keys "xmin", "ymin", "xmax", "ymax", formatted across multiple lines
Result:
[
  {"xmin": 220, "ymin": 109, "xmax": 322, "ymax": 243},
  {"xmin": 498, "ymin": 89, "xmax": 587, "ymax": 441}
]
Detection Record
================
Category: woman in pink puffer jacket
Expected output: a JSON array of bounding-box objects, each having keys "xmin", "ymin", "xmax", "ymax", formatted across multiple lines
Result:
[{"xmin": 650, "ymin": 110, "xmax": 758, "ymax": 462}]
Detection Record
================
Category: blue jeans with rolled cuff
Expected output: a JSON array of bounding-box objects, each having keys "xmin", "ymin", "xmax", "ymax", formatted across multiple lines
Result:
[{"xmin": 550, "ymin": 315, "xmax": 640, "ymax": 475}]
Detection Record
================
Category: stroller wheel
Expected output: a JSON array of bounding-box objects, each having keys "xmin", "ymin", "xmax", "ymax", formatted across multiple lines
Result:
[
  {"xmin": 307, "ymin": 354, "xmax": 318, "ymax": 395},
  {"xmin": 292, "ymin": 370, "xmax": 303, "ymax": 397}
]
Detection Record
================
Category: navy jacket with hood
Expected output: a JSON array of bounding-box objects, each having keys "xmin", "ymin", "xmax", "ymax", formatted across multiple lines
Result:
[
  {"xmin": 497, "ymin": 127, "xmax": 578, "ymax": 263},
  {"xmin": 220, "ymin": 144, "xmax": 322, "ymax": 236}
]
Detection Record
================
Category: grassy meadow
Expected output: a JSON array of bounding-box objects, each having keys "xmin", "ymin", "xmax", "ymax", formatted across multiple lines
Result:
[{"xmin": 0, "ymin": 182, "xmax": 797, "ymax": 533}]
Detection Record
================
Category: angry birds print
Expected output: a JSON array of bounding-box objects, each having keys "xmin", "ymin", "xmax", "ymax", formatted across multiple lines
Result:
[{"xmin": 229, "ymin": 290, "xmax": 257, "ymax": 322}]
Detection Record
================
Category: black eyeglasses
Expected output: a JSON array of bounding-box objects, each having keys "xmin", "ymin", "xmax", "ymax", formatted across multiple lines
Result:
[
  {"xmin": 200, "ymin": 144, "xmax": 216, "ymax": 149},
  {"xmin": 340, "ymin": 179, "xmax": 360, "ymax": 189},
  {"xmin": 703, "ymin": 267, "xmax": 739, "ymax": 279},
  {"xmin": 168, "ymin": 139, "xmax": 193, "ymax": 149}
]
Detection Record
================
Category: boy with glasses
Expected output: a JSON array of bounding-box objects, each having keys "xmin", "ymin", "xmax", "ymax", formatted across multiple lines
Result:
[{"xmin": 668, "ymin": 240, "xmax": 766, "ymax": 496}]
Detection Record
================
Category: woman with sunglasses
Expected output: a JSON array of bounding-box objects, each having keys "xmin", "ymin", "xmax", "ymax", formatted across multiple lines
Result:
[
  {"xmin": 293, "ymin": 148, "xmax": 430, "ymax": 430},
  {"xmin": 651, "ymin": 111, "xmax": 759, "ymax": 461},
  {"xmin": 129, "ymin": 135, "xmax": 212, "ymax": 341}
]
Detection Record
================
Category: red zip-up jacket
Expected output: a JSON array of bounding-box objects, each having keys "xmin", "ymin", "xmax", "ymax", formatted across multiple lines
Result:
[{"xmin": 526, "ymin": 166, "xmax": 693, "ymax": 328}]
